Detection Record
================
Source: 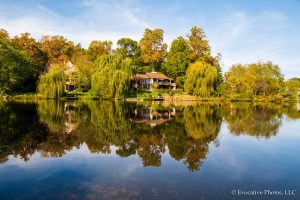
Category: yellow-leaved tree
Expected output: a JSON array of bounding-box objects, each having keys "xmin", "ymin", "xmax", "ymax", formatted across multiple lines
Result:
[{"xmin": 184, "ymin": 61, "xmax": 218, "ymax": 97}]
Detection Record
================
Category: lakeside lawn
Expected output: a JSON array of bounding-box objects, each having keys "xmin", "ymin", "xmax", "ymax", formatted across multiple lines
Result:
[{"xmin": 2, "ymin": 89, "xmax": 298, "ymax": 104}]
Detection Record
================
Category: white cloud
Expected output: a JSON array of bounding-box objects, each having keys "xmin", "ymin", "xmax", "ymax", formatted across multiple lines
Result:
[
  {"xmin": 0, "ymin": 1, "xmax": 299, "ymax": 78},
  {"xmin": 209, "ymin": 10, "xmax": 300, "ymax": 78},
  {"xmin": 0, "ymin": 1, "xmax": 149, "ymax": 47}
]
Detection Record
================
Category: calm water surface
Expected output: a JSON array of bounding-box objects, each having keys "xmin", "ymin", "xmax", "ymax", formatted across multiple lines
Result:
[{"xmin": 0, "ymin": 100, "xmax": 299, "ymax": 200}]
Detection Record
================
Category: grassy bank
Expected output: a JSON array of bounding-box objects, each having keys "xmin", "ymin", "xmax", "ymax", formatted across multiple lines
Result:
[
  {"xmin": 1, "ymin": 90, "xmax": 298, "ymax": 103},
  {"xmin": 0, "ymin": 91, "xmax": 94, "ymax": 101},
  {"xmin": 126, "ymin": 89, "xmax": 297, "ymax": 103},
  {"xmin": 0, "ymin": 93, "xmax": 37, "ymax": 101}
]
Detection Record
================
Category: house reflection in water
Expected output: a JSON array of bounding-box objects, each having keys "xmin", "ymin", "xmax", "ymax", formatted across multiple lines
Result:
[
  {"xmin": 129, "ymin": 102, "xmax": 176, "ymax": 127},
  {"xmin": 64, "ymin": 102, "xmax": 80, "ymax": 134}
]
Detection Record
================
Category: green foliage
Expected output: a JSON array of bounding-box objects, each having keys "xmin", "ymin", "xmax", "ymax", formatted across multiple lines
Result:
[
  {"xmin": 173, "ymin": 27, "xmax": 223, "ymax": 93},
  {"xmin": 215, "ymin": 64, "xmax": 223, "ymax": 96},
  {"xmin": 0, "ymin": 28, "xmax": 9, "ymax": 39},
  {"xmin": 38, "ymin": 100, "xmax": 66, "ymax": 132},
  {"xmin": 0, "ymin": 28, "xmax": 291, "ymax": 100},
  {"xmin": 12, "ymin": 33, "xmax": 47, "ymax": 76},
  {"xmin": 39, "ymin": 35, "xmax": 77, "ymax": 66},
  {"xmin": 0, "ymin": 37, "xmax": 34, "ymax": 93},
  {"xmin": 187, "ymin": 26, "xmax": 211, "ymax": 62},
  {"xmin": 87, "ymin": 101, "xmax": 131, "ymax": 141},
  {"xmin": 117, "ymin": 38, "xmax": 140, "ymax": 58},
  {"xmin": 224, "ymin": 104, "xmax": 282, "ymax": 138},
  {"xmin": 135, "ymin": 65, "xmax": 152, "ymax": 74},
  {"xmin": 184, "ymin": 61, "xmax": 218, "ymax": 97},
  {"xmin": 224, "ymin": 64, "xmax": 254, "ymax": 98},
  {"xmin": 72, "ymin": 53, "xmax": 93, "ymax": 91},
  {"xmin": 12, "ymin": 32, "xmax": 48, "ymax": 91},
  {"xmin": 184, "ymin": 104, "xmax": 221, "ymax": 140},
  {"xmin": 224, "ymin": 61, "xmax": 285, "ymax": 98},
  {"xmin": 139, "ymin": 28, "xmax": 167, "ymax": 71},
  {"xmin": 286, "ymin": 78, "xmax": 300, "ymax": 94},
  {"xmin": 162, "ymin": 36, "xmax": 191, "ymax": 87},
  {"xmin": 37, "ymin": 65, "xmax": 65, "ymax": 98},
  {"xmin": 91, "ymin": 55, "xmax": 132, "ymax": 99},
  {"xmin": 116, "ymin": 38, "xmax": 144, "ymax": 74},
  {"xmin": 248, "ymin": 62, "xmax": 285, "ymax": 95},
  {"xmin": 87, "ymin": 40, "xmax": 112, "ymax": 61}
]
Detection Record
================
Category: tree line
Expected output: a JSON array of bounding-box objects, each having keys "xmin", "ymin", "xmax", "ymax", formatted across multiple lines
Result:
[{"xmin": 0, "ymin": 27, "xmax": 299, "ymax": 99}]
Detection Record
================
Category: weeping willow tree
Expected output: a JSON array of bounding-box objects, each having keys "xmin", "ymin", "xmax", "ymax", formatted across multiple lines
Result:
[
  {"xmin": 184, "ymin": 61, "xmax": 218, "ymax": 97},
  {"xmin": 184, "ymin": 104, "xmax": 222, "ymax": 140},
  {"xmin": 37, "ymin": 65, "xmax": 65, "ymax": 98},
  {"xmin": 91, "ymin": 55, "xmax": 132, "ymax": 99},
  {"xmin": 86, "ymin": 100, "xmax": 132, "ymax": 154},
  {"xmin": 37, "ymin": 100, "xmax": 66, "ymax": 133}
]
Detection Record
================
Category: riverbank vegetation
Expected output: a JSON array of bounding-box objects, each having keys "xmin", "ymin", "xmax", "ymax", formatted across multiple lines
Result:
[
  {"xmin": 0, "ymin": 27, "xmax": 299, "ymax": 101},
  {"xmin": 37, "ymin": 65, "xmax": 65, "ymax": 98}
]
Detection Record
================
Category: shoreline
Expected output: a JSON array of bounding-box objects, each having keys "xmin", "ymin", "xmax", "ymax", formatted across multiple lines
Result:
[{"xmin": 1, "ymin": 92, "xmax": 298, "ymax": 104}]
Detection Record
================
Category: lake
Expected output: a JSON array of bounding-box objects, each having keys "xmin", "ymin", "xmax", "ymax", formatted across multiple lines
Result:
[{"xmin": 0, "ymin": 100, "xmax": 299, "ymax": 200}]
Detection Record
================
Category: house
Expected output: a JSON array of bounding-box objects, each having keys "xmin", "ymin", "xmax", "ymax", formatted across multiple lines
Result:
[
  {"xmin": 64, "ymin": 62, "xmax": 78, "ymax": 92},
  {"xmin": 131, "ymin": 72, "xmax": 176, "ymax": 90}
]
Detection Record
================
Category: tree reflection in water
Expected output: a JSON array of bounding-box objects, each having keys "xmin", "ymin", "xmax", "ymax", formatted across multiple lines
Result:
[
  {"xmin": 224, "ymin": 103, "xmax": 284, "ymax": 138},
  {"xmin": 0, "ymin": 100, "xmax": 299, "ymax": 171}
]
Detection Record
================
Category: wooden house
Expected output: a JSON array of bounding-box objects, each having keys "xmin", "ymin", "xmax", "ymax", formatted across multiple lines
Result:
[
  {"xmin": 64, "ymin": 62, "xmax": 78, "ymax": 92},
  {"xmin": 131, "ymin": 72, "xmax": 176, "ymax": 90}
]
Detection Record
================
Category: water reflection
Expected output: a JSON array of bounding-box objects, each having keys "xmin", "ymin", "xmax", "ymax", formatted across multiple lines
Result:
[
  {"xmin": 0, "ymin": 100, "xmax": 299, "ymax": 171},
  {"xmin": 224, "ymin": 104, "xmax": 283, "ymax": 138},
  {"xmin": 129, "ymin": 102, "xmax": 176, "ymax": 127}
]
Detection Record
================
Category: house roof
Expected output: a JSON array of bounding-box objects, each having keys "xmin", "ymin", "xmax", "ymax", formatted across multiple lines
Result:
[
  {"xmin": 131, "ymin": 72, "xmax": 173, "ymax": 80},
  {"xmin": 64, "ymin": 61, "xmax": 78, "ymax": 75},
  {"xmin": 145, "ymin": 72, "xmax": 172, "ymax": 80},
  {"xmin": 132, "ymin": 74, "xmax": 151, "ymax": 80}
]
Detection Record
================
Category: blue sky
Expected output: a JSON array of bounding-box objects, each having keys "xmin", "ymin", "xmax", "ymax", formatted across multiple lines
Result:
[{"xmin": 0, "ymin": 0, "xmax": 299, "ymax": 78}]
